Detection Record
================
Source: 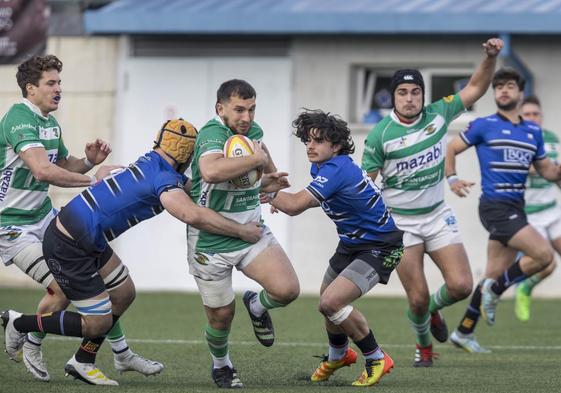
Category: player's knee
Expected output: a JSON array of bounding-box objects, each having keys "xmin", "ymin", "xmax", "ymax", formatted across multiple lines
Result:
[
  {"xmin": 447, "ymin": 279, "xmax": 473, "ymax": 301},
  {"xmin": 534, "ymin": 248, "xmax": 554, "ymax": 269},
  {"xmin": 277, "ymin": 283, "xmax": 300, "ymax": 305},
  {"xmin": 39, "ymin": 283, "xmax": 70, "ymax": 312},
  {"xmin": 318, "ymin": 295, "xmax": 345, "ymax": 317},
  {"xmin": 81, "ymin": 314, "xmax": 113, "ymax": 338},
  {"xmin": 408, "ymin": 293, "xmax": 429, "ymax": 315}
]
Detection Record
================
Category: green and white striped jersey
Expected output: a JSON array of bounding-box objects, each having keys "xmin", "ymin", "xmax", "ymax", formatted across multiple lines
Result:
[
  {"xmin": 189, "ymin": 117, "xmax": 263, "ymax": 253},
  {"xmin": 525, "ymin": 129, "xmax": 559, "ymax": 214},
  {"xmin": 362, "ymin": 94, "xmax": 465, "ymax": 215},
  {"xmin": 0, "ymin": 100, "xmax": 68, "ymax": 226}
]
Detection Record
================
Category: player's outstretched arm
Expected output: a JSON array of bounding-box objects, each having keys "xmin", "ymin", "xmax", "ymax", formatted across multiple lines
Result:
[
  {"xmin": 58, "ymin": 138, "xmax": 112, "ymax": 174},
  {"xmin": 446, "ymin": 135, "xmax": 475, "ymax": 197},
  {"xmin": 19, "ymin": 147, "xmax": 119, "ymax": 187},
  {"xmin": 160, "ymin": 190, "xmax": 262, "ymax": 243},
  {"xmin": 271, "ymin": 189, "xmax": 320, "ymax": 216},
  {"xmin": 534, "ymin": 158, "xmax": 561, "ymax": 182},
  {"xmin": 199, "ymin": 142, "xmax": 268, "ymax": 184},
  {"xmin": 459, "ymin": 38, "xmax": 503, "ymax": 108}
]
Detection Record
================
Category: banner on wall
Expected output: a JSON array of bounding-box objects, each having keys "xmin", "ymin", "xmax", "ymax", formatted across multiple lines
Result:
[{"xmin": 0, "ymin": 0, "xmax": 48, "ymax": 64}]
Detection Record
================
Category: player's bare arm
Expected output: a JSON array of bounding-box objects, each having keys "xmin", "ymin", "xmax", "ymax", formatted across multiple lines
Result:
[
  {"xmin": 260, "ymin": 142, "xmax": 278, "ymax": 173},
  {"xmin": 20, "ymin": 147, "xmax": 119, "ymax": 187},
  {"xmin": 446, "ymin": 135, "xmax": 475, "ymax": 197},
  {"xmin": 260, "ymin": 171, "xmax": 290, "ymax": 194},
  {"xmin": 160, "ymin": 189, "xmax": 262, "ymax": 243},
  {"xmin": 459, "ymin": 38, "xmax": 504, "ymax": 108},
  {"xmin": 533, "ymin": 157, "xmax": 561, "ymax": 182},
  {"xmin": 199, "ymin": 142, "xmax": 268, "ymax": 184},
  {"xmin": 57, "ymin": 138, "xmax": 112, "ymax": 174},
  {"xmin": 271, "ymin": 189, "xmax": 320, "ymax": 216}
]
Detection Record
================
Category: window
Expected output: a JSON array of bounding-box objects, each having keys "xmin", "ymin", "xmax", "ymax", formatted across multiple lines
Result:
[{"xmin": 353, "ymin": 66, "xmax": 475, "ymax": 124}]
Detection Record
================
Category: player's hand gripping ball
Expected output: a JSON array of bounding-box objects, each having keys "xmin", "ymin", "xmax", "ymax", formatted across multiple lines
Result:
[{"xmin": 223, "ymin": 134, "xmax": 263, "ymax": 188}]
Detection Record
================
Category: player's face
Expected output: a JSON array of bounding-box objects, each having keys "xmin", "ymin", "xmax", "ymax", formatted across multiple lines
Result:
[
  {"xmin": 304, "ymin": 128, "xmax": 341, "ymax": 164},
  {"xmin": 216, "ymin": 95, "xmax": 256, "ymax": 135},
  {"xmin": 394, "ymin": 83, "xmax": 423, "ymax": 120},
  {"xmin": 26, "ymin": 69, "xmax": 61, "ymax": 116},
  {"xmin": 521, "ymin": 102, "xmax": 543, "ymax": 126},
  {"xmin": 494, "ymin": 80, "xmax": 521, "ymax": 111}
]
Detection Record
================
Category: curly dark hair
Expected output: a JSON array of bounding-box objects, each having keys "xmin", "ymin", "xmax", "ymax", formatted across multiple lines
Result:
[
  {"xmin": 292, "ymin": 109, "xmax": 355, "ymax": 155},
  {"xmin": 492, "ymin": 67, "xmax": 525, "ymax": 91},
  {"xmin": 16, "ymin": 55, "xmax": 63, "ymax": 97}
]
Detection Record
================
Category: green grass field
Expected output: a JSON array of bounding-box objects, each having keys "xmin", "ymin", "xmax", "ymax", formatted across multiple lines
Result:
[{"xmin": 1, "ymin": 288, "xmax": 560, "ymax": 393}]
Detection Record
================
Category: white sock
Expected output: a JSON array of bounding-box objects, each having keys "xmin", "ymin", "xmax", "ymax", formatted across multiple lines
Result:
[
  {"xmin": 212, "ymin": 354, "xmax": 233, "ymax": 369},
  {"xmin": 328, "ymin": 344, "xmax": 348, "ymax": 361},
  {"xmin": 110, "ymin": 336, "xmax": 130, "ymax": 356},
  {"xmin": 27, "ymin": 333, "xmax": 43, "ymax": 346},
  {"xmin": 249, "ymin": 292, "xmax": 267, "ymax": 317}
]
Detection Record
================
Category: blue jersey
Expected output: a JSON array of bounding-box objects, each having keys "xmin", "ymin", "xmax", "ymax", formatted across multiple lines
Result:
[
  {"xmin": 58, "ymin": 151, "xmax": 186, "ymax": 251},
  {"xmin": 306, "ymin": 155, "xmax": 399, "ymax": 245},
  {"xmin": 460, "ymin": 113, "xmax": 546, "ymax": 202}
]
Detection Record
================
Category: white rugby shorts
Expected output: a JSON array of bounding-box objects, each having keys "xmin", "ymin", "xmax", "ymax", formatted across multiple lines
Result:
[{"xmin": 391, "ymin": 203, "xmax": 462, "ymax": 252}]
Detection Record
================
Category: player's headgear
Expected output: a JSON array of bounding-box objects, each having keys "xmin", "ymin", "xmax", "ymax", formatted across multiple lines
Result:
[
  {"xmin": 154, "ymin": 118, "xmax": 198, "ymax": 172},
  {"xmin": 390, "ymin": 69, "xmax": 425, "ymax": 108}
]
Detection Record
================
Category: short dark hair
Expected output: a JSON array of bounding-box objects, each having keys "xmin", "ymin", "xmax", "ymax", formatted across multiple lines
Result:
[
  {"xmin": 492, "ymin": 67, "xmax": 525, "ymax": 91},
  {"xmin": 16, "ymin": 55, "xmax": 63, "ymax": 98},
  {"xmin": 522, "ymin": 95, "xmax": 541, "ymax": 107},
  {"xmin": 293, "ymin": 109, "xmax": 355, "ymax": 156},
  {"xmin": 216, "ymin": 79, "xmax": 256, "ymax": 104}
]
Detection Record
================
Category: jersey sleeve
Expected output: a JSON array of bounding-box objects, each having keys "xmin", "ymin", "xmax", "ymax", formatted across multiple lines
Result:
[
  {"xmin": 197, "ymin": 125, "xmax": 229, "ymax": 156},
  {"xmin": 428, "ymin": 93, "xmax": 466, "ymax": 124},
  {"xmin": 3, "ymin": 111, "xmax": 42, "ymax": 153},
  {"xmin": 533, "ymin": 128, "xmax": 546, "ymax": 160},
  {"xmin": 306, "ymin": 161, "xmax": 343, "ymax": 202},
  {"xmin": 153, "ymin": 169, "xmax": 185, "ymax": 197},
  {"xmin": 361, "ymin": 125, "xmax": 385, "ymax": 172},
  {"xmin": 459, "ymin": 119, "xmax": 484, "ymax": 146},
  {"xmin": 57, "ymin": 133, "xmax": 69, "ymax": 160}
]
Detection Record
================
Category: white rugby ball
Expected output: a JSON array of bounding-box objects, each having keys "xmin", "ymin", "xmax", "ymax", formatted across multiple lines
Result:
[{"xmin": 223, "ymin": 134, "xmax": 262, "ymax": 188}]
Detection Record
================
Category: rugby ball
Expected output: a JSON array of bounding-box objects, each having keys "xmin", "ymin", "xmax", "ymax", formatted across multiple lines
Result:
[{"xmin": 223, "ymin": 134, "xmax": 262, "ymax": 188}]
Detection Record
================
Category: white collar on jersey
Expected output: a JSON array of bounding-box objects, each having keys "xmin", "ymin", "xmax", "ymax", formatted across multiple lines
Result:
[
  {"xmin": 390, "ymin": 109, "xmax": 423, "ymax": 128},
  {"xmin": 22, "ymin": 98, "xmax": 49, "ymax": 121}
]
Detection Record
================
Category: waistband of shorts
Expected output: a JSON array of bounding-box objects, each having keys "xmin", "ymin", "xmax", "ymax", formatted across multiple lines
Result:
[{"xmin": 479, "ymin": 197, "xmax": 524, "ymax": 210}]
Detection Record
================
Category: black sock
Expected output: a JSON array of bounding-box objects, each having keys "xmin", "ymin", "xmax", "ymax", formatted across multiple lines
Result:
[
  {"xmin": 353, "ymin": 330, "xmax": 379, "ymax": 356},
  {"xmin": 457, "ymin": 281, "xmax": 482, "ymax": 335},
  {"xmin": 74, "ymin": 314, "xmax": 121, "ymax": 363},
  {"xmin": 327, "ymin": 331, "xmax": 348, "ymax": 348},
  {"xmin": 14, "ymin": 311, "xmax": 82, "ymax": 337},
  {"xmin": 75, "ymin": 336, "xmax": 106, "ymax": 364},
  {"xmin": 492, "ymin": 261, "xmax": 526, "ymax": 295}
]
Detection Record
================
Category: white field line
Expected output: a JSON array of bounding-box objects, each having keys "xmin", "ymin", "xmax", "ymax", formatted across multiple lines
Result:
[{"xmin": 47, "ymin": 336, "xmax": 561, "ymax": 350}]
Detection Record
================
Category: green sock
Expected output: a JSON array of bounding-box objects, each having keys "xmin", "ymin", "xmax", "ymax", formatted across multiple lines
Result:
[
  {"xmin": 407, "ymin": 309, "xmax": 431, "ymax": 347},
  {"xmin": 429, "ymin": 285, "xmax": 455, "ymax": 313},
  {"xmin": 520, "ymin": 275, "xmax": 542, "ymax": 295},
  {"xmin": 107, "ymin": 319, "xmax": 124, "ymax": 341},
  {"xmin": 205, "ymin": 325, "xmax": 230, "ymax": 358},
  {"xmin": 259, "ymin": 290, "xmax": 287, "ymax": 310}
]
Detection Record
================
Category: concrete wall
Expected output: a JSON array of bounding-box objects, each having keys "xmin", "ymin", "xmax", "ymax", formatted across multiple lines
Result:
[{"xmin": 1, "ymin": 35, "xmax": 560, "ymax": 297}]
